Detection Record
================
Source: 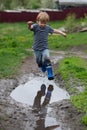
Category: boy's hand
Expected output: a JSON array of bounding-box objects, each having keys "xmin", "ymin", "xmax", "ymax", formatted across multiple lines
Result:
[
  {"xmin": 63, "ymin": 33, "xmax": 67, "ymax": 37},
  {"xmin": 27, "ymin": 21, "xmax": 33, "ymax": 29},
  {"xmin": 27, "ymin": 21, "xmax": 33, "ymax": 25}
]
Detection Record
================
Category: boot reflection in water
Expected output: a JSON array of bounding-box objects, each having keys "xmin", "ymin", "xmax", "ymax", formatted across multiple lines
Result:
[
  {"xmin": 42, "ymin": 84, "xmax": 54, "ymax": 107},
  {"xmin": 32, "ymin": 84, "xmax": 46, "ymax": 112},
  {"xmin": 35, "ymin": 85, "xmax": 60, "ymax": 130}
]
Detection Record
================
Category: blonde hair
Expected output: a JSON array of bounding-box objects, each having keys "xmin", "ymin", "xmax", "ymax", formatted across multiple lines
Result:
[{"xmin": 36, "ymin": 12, "xmax": 50, "ymax": 23}]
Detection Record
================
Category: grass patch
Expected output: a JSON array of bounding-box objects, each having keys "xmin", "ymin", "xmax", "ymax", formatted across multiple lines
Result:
[
  {"xmin": 49, "ymin": 32, "xmax": 87, "ymax": 51},
  {"xmin": 0, "ymin": 49, "xmax": 21, "ymax": 78},
  {"xmin": 58, "ymin": 56, "xmax": 87, "ymax": 125},
  {"xmin": 0, "ymin": 22, "xmax": 32, "ymax": 78},
  {"xmin": 58, "ymin": 56, "xmax": 87, "ymax": 82},
  {"xmin": 71, "ymin": 91, "xmax": 87, "ymax": 125}
]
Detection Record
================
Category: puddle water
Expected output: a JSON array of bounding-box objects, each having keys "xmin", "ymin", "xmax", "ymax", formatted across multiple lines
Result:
[
  {"xmin": 44, "ymin": 107, "xmax": 62, "ymax": 130},
  {"xmin": 10, "ymin": 74, "xmax": 70, "ymax": 106}
]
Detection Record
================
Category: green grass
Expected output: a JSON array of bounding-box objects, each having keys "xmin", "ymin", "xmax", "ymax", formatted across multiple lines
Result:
[
  {"xmin": 71, "ymin": 91, "xmax": 87, "ymax": 125},
  {"xmin": 58, "ymin": 56, "xmax": 87, "ymax": 82},
  {"xmin": 49, "ymin": 32, "xmax": 87, "ymax": 51},
  {"xmin": 0, "ymin": 22, "xmax": 33, "ymax": 78},
  {"xmin": 58, "ymin": 56, "xmax": 87, "ymax": 125}
]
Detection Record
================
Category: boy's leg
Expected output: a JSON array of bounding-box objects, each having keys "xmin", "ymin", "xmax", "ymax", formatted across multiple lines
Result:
[
  {"xmin": 42, "ymin": 49, "xmax": 54, "ymax": 80},
  {"xmin": 46, "ymin": 60, "xmax": 54, "ymax": 80},
  {"xmin": 40, "ymin": 49, "xmax": 49, "ymax": 72},
  {"xmin": 34, "ymin": 50, "xmax": 42, "ymax": 67}
]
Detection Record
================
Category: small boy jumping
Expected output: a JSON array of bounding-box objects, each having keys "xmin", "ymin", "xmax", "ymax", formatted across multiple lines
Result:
[{"xmin": 27, "ymin": 11, "xmax": 66, "ymax": 80}]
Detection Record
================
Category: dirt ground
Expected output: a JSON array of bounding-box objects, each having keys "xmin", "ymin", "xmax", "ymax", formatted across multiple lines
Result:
[{"xmin": 0, "ymin": 50, "xmax": 87, "ymax": 130}]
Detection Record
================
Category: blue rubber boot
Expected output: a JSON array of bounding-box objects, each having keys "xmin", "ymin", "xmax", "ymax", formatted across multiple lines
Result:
[{"xmin": 46, "ymin": 64, "xmax": 54, "ymax": 80}]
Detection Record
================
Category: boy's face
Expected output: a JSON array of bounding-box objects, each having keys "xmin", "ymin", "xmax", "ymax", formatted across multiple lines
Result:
[{"xmin": 38, "ymin": 21, "xmax": 46, "ymax": 28}]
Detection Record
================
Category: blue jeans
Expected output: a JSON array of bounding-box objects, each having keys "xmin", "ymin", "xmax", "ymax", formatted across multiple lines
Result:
[
  {"xmin": 34, "ymin": 49, "xmax": 54, "ymax": 79},
  {"xmin": 34, "ymin": 49, "xmax": 50, "ymax": 67}
]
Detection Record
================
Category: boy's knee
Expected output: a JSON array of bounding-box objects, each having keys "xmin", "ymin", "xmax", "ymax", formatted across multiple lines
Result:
[
  {"xmin": 37, "ymin": 62, "xmax": 42, "ymax": 67},
  {"xmin": 36, "ymin": 53, "xmax": 43, "ymax": 67},
  {"xmin": 45, "ymin": 58, "xmax": 51, "ymax": 65}
]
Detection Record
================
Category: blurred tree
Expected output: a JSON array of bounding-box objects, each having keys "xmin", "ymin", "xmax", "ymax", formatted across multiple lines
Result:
[
  {"xmin": 0, "ymin": 0, "xmax": 56, "ymax": 10},
  {"xmin": 31, "ymin": 0, "xmax": 41, "ymax": 9},
  {"xmin": 4, "ymin": 0, "xmax": 12, "ymax": 9},
  {"xmin": 0, "ymin": 0, "xmax": 12, "ymax": 10},
  {"xmin": 41, "ymin": 0, "xmax": 55, "ymax": 9},
  {"xmin": 11, "ymin": 0, "xmax": 30, "ymax": 9}
]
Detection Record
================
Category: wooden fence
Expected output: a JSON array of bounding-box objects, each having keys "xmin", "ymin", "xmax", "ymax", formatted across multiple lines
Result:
[{"xmin": 0, "ymin": 7, "xmax": 87, "ymax": 22}]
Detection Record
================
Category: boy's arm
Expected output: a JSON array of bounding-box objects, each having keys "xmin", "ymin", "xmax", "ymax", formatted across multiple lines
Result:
[
  {"xmin": 27, "ymin": 21, "xmax": 33, "ymax": 30},
  {"xmin": 53, "ymin": 29, "xmax": 66, "ymax": 37}
]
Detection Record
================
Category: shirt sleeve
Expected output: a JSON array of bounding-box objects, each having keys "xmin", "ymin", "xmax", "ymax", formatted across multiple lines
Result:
[
  {"xmin": 48, "ymin": 25, "xmax": 54, "ymax": 34},
  {"xmin": 31, "ymin": 23, "xmax": 37, "ymax": 31}
]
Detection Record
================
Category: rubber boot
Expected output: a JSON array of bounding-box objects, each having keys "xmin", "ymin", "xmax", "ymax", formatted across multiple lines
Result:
[{"xmin": 46, "ymin": 64, "xmax": 54, "ymax": 80}]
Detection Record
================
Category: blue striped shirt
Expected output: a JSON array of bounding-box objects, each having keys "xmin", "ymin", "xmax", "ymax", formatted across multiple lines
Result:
[{"xmin": 31, "ymin": 23, "xmax": 54, "ymax": 51}]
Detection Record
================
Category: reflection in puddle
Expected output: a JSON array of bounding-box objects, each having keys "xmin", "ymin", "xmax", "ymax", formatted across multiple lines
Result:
[
  {"xmin": 32, "ymin": 84, "xmax": 61, "ymax": 130},
  {"xmin": 35, "ymin": 107, "xmax": 62, "ymax": 130},
  {"xmin": 10, "ymin": 74, "xmax": 70, "ymax": 106}
]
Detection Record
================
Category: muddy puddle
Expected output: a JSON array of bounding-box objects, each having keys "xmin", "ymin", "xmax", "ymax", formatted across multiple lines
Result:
[
  {"xmin": 10, "ymin": 73, "xmax": 70, "ymax": 130},
  {"xmin": 10, "ymin": 74, "xmax": 70, "ymax": 105},
  {"xmin": 10, "ymin": 55, "xmax": 70, "ymax": 130}
]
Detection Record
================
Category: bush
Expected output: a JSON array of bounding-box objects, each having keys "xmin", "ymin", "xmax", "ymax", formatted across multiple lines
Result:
[{"xmin": 65, "ymin": 13, "xmax": 81, "ymax": 33}]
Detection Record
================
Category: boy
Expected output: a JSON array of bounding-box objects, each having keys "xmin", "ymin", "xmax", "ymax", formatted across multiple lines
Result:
[{"xmin": 27, "ymin": 12, "xmax": 66, "ymax": 80}]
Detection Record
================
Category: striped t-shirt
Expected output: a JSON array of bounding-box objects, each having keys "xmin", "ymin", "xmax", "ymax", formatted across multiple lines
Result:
[{"xmin": 31, "ymin": 23, "xmax": 54, "ymax": 51}]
